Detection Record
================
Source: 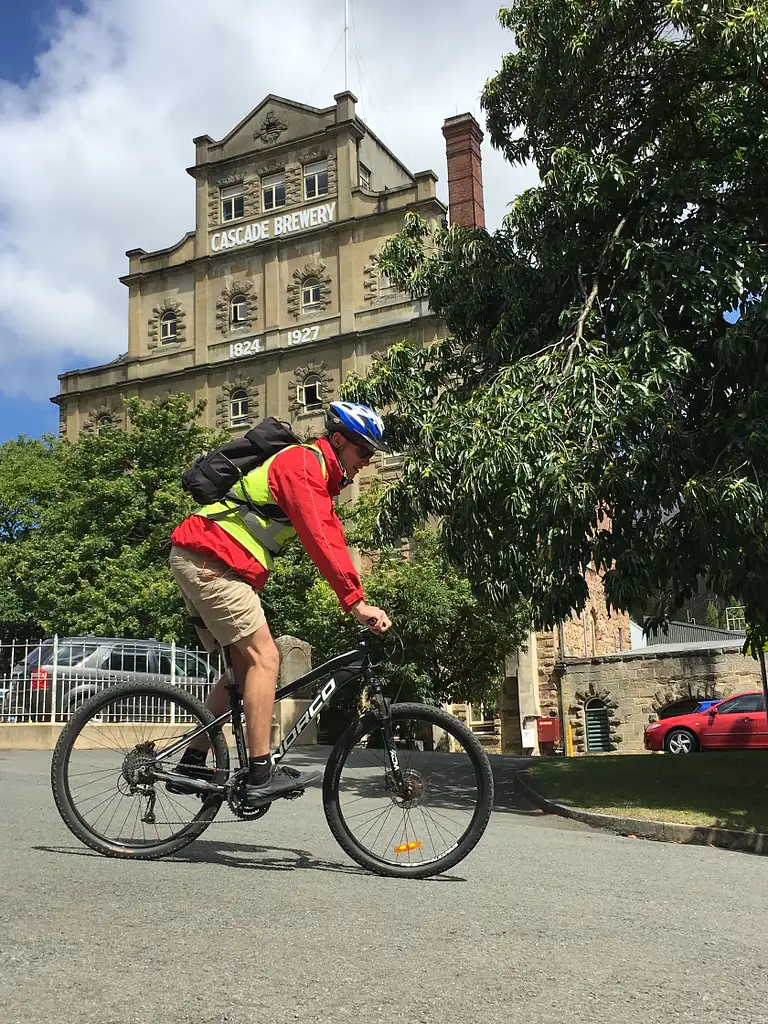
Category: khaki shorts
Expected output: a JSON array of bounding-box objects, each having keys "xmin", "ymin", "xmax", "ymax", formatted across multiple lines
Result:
[{"xmin": 169, "ymin": 545, "xmax": 267, "ymax": 651}]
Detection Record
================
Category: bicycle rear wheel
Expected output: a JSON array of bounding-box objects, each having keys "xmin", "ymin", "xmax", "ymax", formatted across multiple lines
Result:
[
  {"xmin": 51, "ymin": 680, "xmax": 229, "ymax": 859},
  {"xmin": 323, "ymin": 702, "xmax": 494, "ymax": 878}
]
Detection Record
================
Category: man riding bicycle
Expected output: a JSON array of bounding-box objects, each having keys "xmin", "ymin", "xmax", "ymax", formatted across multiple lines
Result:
[{"xmin": 168, "ymin": 401, "xmax": 392, "ymax": 808}]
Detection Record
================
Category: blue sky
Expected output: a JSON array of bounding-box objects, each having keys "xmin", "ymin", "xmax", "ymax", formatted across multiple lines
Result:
[
  {"xmin": 0, "ymin": 0, "xmax": 529, "ymax": 447},
  {"xmin": 0, "ymin": 1, "xmax": 85, "ymax": 442}
]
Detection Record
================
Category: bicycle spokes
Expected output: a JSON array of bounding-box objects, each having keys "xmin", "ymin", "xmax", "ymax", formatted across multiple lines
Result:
[{"xmin": 333, "ymin": 710, "xmax": 487, "ymax": 870}]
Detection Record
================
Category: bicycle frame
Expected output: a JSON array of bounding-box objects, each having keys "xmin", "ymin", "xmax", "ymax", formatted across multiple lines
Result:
[{"xmin": 152, "ymin": 632, "xmax": 404, "ymax": 794}]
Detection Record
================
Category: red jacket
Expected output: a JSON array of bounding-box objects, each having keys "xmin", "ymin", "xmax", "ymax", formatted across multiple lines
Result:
[{"xmin": 170, "ymin": 436, "xmax": 364, "ymax": 611}]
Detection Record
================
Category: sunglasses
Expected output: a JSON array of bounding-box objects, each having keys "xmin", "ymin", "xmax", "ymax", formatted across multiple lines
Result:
[{"xmin": 356, "ymin": 444, "xmax": 376, "ymax": 461}]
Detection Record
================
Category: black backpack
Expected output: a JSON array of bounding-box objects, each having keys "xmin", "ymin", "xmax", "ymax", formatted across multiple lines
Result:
[{"xmin": 181, "ymin": 417, "xmax": 301, "ymax": 507}]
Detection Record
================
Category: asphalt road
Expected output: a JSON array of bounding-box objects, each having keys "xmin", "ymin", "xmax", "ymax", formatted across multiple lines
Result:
[{"xmin": 2, "ymin": 748, "xmax": 768, "ymax": 1024}]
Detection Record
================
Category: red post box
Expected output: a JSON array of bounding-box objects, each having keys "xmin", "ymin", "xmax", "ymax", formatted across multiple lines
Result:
[{"xmin": 536, "ymin": 716, "xmax": 561, "ymax": 745}]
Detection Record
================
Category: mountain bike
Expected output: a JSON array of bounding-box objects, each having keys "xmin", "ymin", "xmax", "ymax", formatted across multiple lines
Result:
[{"xmin": 50, "ymin": 627, "xmax": 494, "ymax": 878}]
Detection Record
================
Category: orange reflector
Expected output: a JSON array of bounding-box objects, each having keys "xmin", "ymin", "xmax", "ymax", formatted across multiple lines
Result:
[{"xmin": 394, "ymin": 841, "xmax": 422, "ymax": 854}]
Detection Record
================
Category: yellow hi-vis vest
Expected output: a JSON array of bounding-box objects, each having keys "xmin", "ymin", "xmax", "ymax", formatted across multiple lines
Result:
[{"xmin": 193, "ymin": 444, "xmax": 326, "ymax": 570}]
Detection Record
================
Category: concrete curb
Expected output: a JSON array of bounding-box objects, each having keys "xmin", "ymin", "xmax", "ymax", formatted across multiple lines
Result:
[{"xmin": 515, "ymin": 770, "xmax": 768, "ymax": 856}]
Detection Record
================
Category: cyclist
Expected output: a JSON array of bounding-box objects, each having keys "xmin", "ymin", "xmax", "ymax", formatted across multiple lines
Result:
[{"xmin": 168, "ymin": 401, "xmax": 393, "ymax": 808}]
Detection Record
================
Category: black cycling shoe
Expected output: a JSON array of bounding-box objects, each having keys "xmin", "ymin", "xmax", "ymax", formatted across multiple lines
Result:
[
  {"xmin": 165, "ymin": 761, "xmax": 213, "ymax": 796},
  {"xmin": 243, "ymin": 765, "xmax": 321, "ymax": 808}
]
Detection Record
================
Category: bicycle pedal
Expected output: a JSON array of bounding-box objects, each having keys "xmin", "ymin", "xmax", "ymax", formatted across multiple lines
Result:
[{"xmin": 284, "ymin": 788, "xmax": 305, "ymax": 800}]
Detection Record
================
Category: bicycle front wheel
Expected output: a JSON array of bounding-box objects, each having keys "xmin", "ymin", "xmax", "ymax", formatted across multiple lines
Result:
[
  {"xmin": 51, "ymin": 680, "xmax": 229, "ymax": 860},
  {"xmin": 323, "ymin": 703, "xmax": 494, "ymax": 879}
]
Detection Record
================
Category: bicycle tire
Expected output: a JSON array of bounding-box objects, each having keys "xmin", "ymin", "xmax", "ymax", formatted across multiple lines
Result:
[
  {"xmin": 323, "ymin": 702, "xmax": 494, "ymax": 879},
  {"xmin": 51, "ymin": 680, "xmax": 229, "ymax": 860}
]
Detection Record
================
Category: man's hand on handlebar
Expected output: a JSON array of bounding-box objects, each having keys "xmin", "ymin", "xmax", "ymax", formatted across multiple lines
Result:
[{"xmin": 351, "ymin": 600, "xmax": 392, "ymax": 635}]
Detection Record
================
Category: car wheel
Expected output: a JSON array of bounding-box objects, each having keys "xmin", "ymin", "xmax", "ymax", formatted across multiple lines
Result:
[
  {"xmin": 65, "ymin": 693, "xmax": 100, "ymax": 723},
  {"xmin": 664, "ymin": 728, "xmax": 698, "ymax": 754}
]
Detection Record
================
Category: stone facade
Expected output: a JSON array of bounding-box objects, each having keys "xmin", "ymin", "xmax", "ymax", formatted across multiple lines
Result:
[
  {"xmin": 52, "ymin": 92, "xmax": 448, "ymax": 474},
  {"xmin": 558, "ymin": 644, "xmax": 761, "ymax": 754}
]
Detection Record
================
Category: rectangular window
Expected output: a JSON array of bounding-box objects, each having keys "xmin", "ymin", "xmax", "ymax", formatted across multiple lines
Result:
[
  {"xmin": 297, "ymin": 381, "xmax": 322, "ymax": 410},
  {"xmin": 304, "ymin": 160, "xmax": 329, "ymax": 200},
  {"xmin": 221, "ymin": 185, "xmax": 245, "ymax": 222},
  {"xmin": 359, "ymin": 163, "xmax": 371, "ymax": 190},
  {"xmin": 469, "ymin": 704, "xmax": 496, "ymax": 727},
  {"xmin": 381, "ymin": 451, "xmax": 404, "ymax": 470},
  {"xmin": 105, "ymin": 648, "xmax": 151, "ymax": 674},
  {"xmin": 262, "ymin": 173, "xmax": 286, "ymax": 211}
]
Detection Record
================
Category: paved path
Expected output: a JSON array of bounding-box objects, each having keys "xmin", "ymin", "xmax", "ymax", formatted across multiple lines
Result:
[{"xmin": 1, "ymin": 749, "xmax": 768, "ymax": 1023}]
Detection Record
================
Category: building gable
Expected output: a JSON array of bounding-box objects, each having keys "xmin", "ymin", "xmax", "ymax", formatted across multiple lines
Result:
[{"xmin": 196, "ymin": 95, "xmax": 338, "ymax": 168}]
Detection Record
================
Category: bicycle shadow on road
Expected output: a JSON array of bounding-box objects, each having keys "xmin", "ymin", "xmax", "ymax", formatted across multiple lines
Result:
[
  {"xmin": 166, "ymin": 838, "xmax": 466, "ymax": 880},
  {"xmin": 31, "ymin": 840, "xmax": 467, "ymax": 881}
]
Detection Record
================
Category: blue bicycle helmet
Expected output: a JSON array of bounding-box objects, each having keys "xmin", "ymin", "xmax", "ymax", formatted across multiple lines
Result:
[{"xmin": 325, "ymin": 401, "xmax": 390, "ymax": 453}]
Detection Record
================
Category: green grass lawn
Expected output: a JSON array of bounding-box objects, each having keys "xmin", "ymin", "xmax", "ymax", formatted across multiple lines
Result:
[{"xmin": 528, "ymin": 753, "xmax": 768, "ymax": 832}]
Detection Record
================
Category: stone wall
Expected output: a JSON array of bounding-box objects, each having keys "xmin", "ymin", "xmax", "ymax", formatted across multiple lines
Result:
[
  {"xmin": 561, "ymin": 565, "xmax": 632, "ymax": 659},
  {"xmin": 559, "ymin": 644, "xmax": 761, "ymax": 754},
  {"xmin": 533, "ymin": 566, "xmax": 633, "ymax": 722}
]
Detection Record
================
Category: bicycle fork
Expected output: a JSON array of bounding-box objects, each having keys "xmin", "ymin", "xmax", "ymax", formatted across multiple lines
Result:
[{"xmin": 370, "ymin": 676, "xmax": 407, "ymax": 796}]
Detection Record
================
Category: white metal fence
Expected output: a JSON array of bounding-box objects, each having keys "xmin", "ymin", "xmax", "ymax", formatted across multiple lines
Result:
[{"xmin": 0, "ymin": 636, "xmax": 225, "ymax": 724}]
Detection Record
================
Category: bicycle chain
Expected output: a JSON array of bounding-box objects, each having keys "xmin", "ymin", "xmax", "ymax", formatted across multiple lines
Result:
[
  {"xmin": 141, "ymin": 766, "xmax": 304, "ymax": 825},
  {"xmin": 141, "ymin": 795, "xmax": 268, "ymax": 826}
]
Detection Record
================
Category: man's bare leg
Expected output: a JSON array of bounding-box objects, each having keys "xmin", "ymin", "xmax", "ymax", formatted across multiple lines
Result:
[
  {"xmin": 183, "ymin": 623, "xmax": 277, "ymax": 755},
  {"xmin": 229, "ymin": 624, "xmax": 280, "ymax": 757},
  {"xmin": 174, "ymin": 623, "xmax": 318, "ymax": 805}
]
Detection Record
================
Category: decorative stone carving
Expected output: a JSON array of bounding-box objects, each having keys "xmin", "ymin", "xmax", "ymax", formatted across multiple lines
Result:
[
  {"xmin": 215, "ymin": 279, "xmax": 257, "ymax": 334},
  {"xmin": 287, "ymin": 262, "xmax": 332, "ymax": 320},
  {"xmin": 207, "ymin": 171, "xmax": 259, "ymax": 227},
  {"xmin": 288, "ymin": 360, "xmax": 334, "ymax": 417},
  {"xmin": 215, "ymin": 377, "xmax": 259, "ymax": 430},
  {"xmin": 82, "ymin": 404, "xmax": 123, "ymax": 434},
  {"xmin": 283, "ymin": 162, "xmax": 302, "ymax": 205},
  {"xmin": 363, "ymin": 253, "xmax": 401, "ymax": 304},
  {"xmin": 147, "ymin": 298, "xmax": 187, "ymax": 350},
  {"xmin": 257, "ymin": 110, "xmax": 287, "ymax": 146},
  {"xmin": 255, "ymin": 159, "xmax": 284, "ymax": 178}
]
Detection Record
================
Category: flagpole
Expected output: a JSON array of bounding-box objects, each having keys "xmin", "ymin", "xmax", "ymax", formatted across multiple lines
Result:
[{"xmin": 344, "ymin": 0, "xmax": 349, "ymax": 91}]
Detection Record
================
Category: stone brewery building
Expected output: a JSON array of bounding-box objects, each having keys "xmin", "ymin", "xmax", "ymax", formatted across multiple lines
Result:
[{"xmin": 52, "ymin": 92, "xmax": 488, "ymax": 505}]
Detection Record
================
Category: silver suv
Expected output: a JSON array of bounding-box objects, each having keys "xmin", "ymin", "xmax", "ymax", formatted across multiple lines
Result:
[{"xmin": 1, "ymin": 636, "xmax": 219, "ymax": 722}]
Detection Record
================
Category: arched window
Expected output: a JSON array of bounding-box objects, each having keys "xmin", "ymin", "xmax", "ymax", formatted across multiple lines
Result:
[
  {"xmin": 297, "ymin": 374, "xmax": 323, "ymax": 411},
  {"xmin": 96, "ymin": 414, "xmax": 113, "ymax": 435},
  {"xmin": 229, "ymin": 294, "xmax": 248, "ymax": 327},
  {"xmin": 585, "ymin": 698, "xmax": 611, "ymax": 752},
  {"xmin": 301, "ymin": 277, "xmax": 321, "ymax": 312},
  {"xmin": 230, "ymin": 389, "xmax": 249, "ymax": 425},
  {"xmin": 160, "ymin": 310, "xmax": 177, "ymax": 343}
]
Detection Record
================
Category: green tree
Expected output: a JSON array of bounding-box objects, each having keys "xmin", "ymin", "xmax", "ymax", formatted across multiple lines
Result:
[
  {"xmin": 262, "ymin": 487, "xmax": 529, "ymax": 735},
  {"xmin": 0, "ymin": 399, "xmax": 526, "ymax": 728},
  {"xmin": 704, "ymin": 601, "xmax": 720, "ymax": 629},
  {"xmin": 0, "ymin": 394, "xmax": 222, "ymax": 641},
  {"xmin": 0, "ymin": 435, "xmax": 66, "ymax": 637},
  {"xmin": 345, "ymin": 0, "xmax": 768, "ymax": 641}
]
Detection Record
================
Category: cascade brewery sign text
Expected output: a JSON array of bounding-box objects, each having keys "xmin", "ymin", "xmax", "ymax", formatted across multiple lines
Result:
[{"xmin": 211, "ymin": 201, "xmax": 337, "ymax": 252}]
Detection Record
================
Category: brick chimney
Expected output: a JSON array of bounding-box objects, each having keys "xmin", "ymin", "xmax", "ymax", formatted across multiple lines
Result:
[{"xmin": 441, "ymin": 113, "xmax": 485, "ymax": 229}]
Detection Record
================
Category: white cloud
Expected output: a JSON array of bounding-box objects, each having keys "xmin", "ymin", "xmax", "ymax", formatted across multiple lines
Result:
[{"xmin": 0, "ymin": 0, "xmax": 538, "ymax": 401}]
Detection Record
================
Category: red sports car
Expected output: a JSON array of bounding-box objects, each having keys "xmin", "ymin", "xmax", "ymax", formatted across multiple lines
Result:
[{"xmin": 644, "ymin": 690, "xmax": 768, "ymax": 753}]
